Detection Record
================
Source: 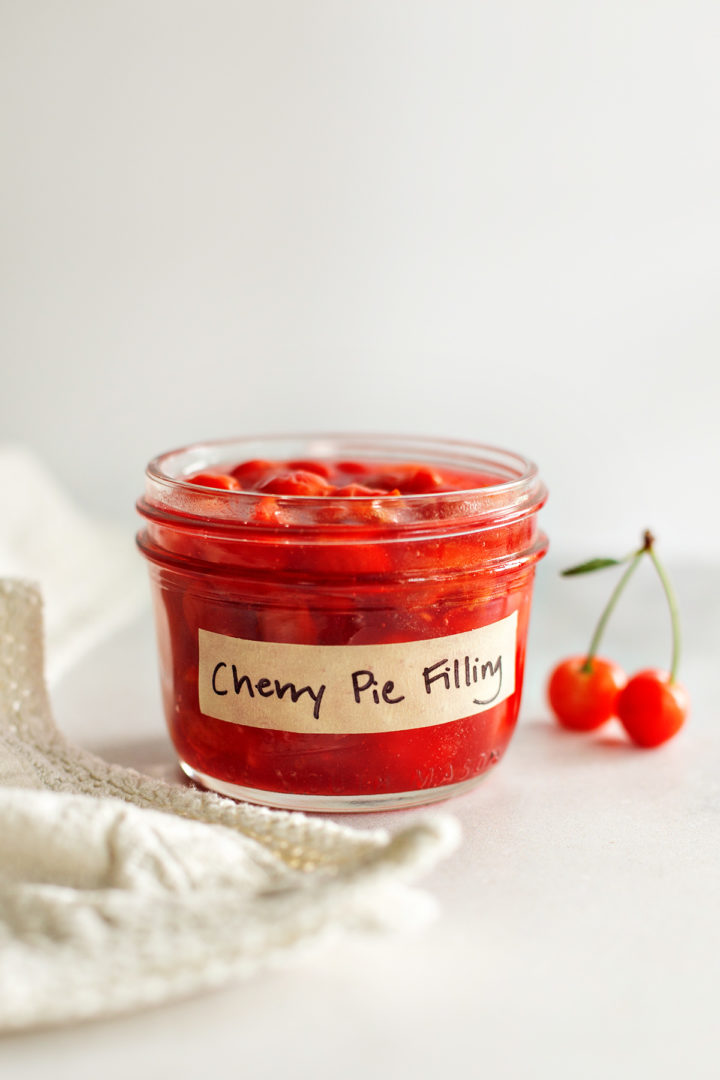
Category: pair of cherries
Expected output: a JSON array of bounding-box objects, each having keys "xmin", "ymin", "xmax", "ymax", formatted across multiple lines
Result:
[{"xmin": 548, "ymin": 531, "xmax": 689, "ymax": 747}]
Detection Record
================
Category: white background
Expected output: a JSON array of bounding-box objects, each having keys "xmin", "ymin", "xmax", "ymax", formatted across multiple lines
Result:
[
  {"xmin": 2, "ymin": 1, "xmax": 719, "ymax": 557},
  {"xmin": 2, "ymin": 5, "xmax": 720, "ymax": 1079}
]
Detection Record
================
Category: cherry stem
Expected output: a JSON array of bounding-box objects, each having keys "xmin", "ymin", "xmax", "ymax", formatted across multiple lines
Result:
[
  {"xmin": 581, "ymin": 542, "xmax": 646, "ymax": 673},
  {"xmin": 645, "ymin": 535, "xmax": 681, "ymax": 682}
]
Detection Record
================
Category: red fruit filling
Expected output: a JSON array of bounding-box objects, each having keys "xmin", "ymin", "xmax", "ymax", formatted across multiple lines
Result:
[{"xmin": 141, "ymin": 455, "xmax": 543, "ymax": 799}]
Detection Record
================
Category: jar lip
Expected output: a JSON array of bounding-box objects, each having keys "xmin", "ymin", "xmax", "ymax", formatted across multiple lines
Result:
[
  {"xmin": 141, "ymin": 433, "xmax": 547, "ymax": 536},
  {"xmin": 146, "ymin": 432, "xmax": 543, "ymax": 502}
]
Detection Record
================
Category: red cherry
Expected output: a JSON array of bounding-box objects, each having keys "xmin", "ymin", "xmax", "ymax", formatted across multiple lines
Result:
[
  {"xmin": 286, "ymin": 459, "xmax": 334, "ymax": 480},
  {"xmin": 547, "ymin": 656, "xmax": 626, "ymax": 731},
  {"xmin": 230, "ymin": 459, "xmax": 277, "ymax": 489},
  {"xmin": 616, "ymin": 669, "xmax": 689, "ymax": 747},
  {"xmin": 257, "ymin": 470, "xmax": 333, "ymax": 497},
  {"xmin": 187, "ymin": 471, "xmax": 240, "ymax": 491},
  {"xmin": 398, "ymin": 465, "xmax": 446, "ymax": 495},
  {"xmin": 253, "ymin": 495, "xmax": 282, "ymax": 525}
]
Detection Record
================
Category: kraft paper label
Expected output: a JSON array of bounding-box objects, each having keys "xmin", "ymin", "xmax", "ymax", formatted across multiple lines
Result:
[{"xmin": 197, "ymin": 611, "xmax": 517, "ymax": 735}]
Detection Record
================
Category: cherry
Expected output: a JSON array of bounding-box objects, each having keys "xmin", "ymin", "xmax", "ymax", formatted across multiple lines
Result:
[
  {"xmin": 286, "ymin": 459, "xmax": 334, "ymax": 479},
  {"xmin": 257, "ymin": 470, "xmax": 333, "ymax": 497},
  {"xmin": 230, "ymin": 459, "xmax": 277, "ymax": 489},
  {"xmin": 187, "ymin": 471, "xmax": 240, "ymax": 491},
  {"xmin": 547, "ymin": 543, "xmax": 642, "ymax": 732},
  {"xmin": 548, "ymin": 530, "xmax": 688, "ymax": 748},
  {"xmin": 398, "ymin": 465, "xmax": 446, "ymax": 495},
  {"xmin": 547, "ymin": 655, "xmax": 626, "ymax": 731},
  {"xmin": 253, "ymin": 495, "xmax": 282, "ymax": 525},
  {"xmin": 616, "ymin": 669, "xmax": 689, "ymax": 747}
]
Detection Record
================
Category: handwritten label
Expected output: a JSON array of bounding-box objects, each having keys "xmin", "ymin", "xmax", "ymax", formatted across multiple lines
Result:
[{"xmin": 198, "ymin": 611, "xmax": 517, "ymax": 734}]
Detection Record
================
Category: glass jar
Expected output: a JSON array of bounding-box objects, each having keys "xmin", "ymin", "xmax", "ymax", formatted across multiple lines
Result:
[{"xmin": 137, "ymin": 435, "xmax": 548, "ymax": 811}]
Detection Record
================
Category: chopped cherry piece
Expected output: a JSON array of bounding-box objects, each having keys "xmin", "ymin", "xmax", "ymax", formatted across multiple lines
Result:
[
  {"xmin": 188, "ymin": 471, "xmax": 240, "ymax": 491},
  {"xmin": 231, "ymin": 459, "xmax": 277, "ymax": 489},
  {"xmin": 258, "ymin": 470, "xmax": 333, "ymax": 497},
  {"xmin": 190, "ymin": 457, "xmax": 495, "ymax": 504},
  {"xmin": 287, "ymin": 459, "xmax": 334, "ymax": 480},
  {"xmin": 253, "ymin": 496, "xmax": 282, "ymax": 524},
  {"xmin": 257, "ymin": 605, "xmax": 319, "ymax": 645},
  {"xmin": 335, "ymin": 460, "xmax": 373, "ymax": 475},
  {"xmin": 398, "ymin": 466, "xmax": 446, "ymax": 495}
]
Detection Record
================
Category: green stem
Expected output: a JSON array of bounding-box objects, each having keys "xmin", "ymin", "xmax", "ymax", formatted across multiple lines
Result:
[
  {"xmin": 581, "ymin": 546, "xmax": 645, "ymax": 672},
  {"xmin": 646, "ymin": 541, "xmax": 681, "ymax": 682}
]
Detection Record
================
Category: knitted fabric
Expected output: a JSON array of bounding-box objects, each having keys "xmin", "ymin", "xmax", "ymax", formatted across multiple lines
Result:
[{"xmin": 0, "ymin": 579, "xmax": 459, "ymax": 1033}]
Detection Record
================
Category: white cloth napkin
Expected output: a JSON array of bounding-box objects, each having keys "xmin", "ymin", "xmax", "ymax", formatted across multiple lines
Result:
[
  {"xmin": 0, "ymin": 452, "xmax": 459, "ymax": 1034},
  {"xmin": 0, "ymin": 446, "xmax": 146, "ymax": 682}
]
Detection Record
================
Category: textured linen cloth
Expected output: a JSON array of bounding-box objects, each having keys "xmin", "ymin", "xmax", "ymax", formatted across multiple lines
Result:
[{"xmin": 0, "ymin": 453, "xmax": 459, "ymax": 1034}]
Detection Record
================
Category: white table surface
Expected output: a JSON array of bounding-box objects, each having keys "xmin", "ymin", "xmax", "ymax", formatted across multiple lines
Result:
[{"xmin": 3, "ymin": 558, "xmax": 718, "ymax": 1080}]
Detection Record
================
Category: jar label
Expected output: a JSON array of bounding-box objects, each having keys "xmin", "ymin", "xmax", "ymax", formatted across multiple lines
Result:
[{"xmin": 198, "ymin": 611, "xmax": 517, "ymax": 734}]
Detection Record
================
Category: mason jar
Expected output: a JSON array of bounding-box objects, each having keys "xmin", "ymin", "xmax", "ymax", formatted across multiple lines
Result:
[{"xmin": 137, "ymin": 434, "xmax": 548, "ymax": 811}]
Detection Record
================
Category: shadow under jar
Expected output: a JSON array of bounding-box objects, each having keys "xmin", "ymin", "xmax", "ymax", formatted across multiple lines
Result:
[{"xmin": 137, "ymin": 435, "xmax": 548, "ymax": 812}]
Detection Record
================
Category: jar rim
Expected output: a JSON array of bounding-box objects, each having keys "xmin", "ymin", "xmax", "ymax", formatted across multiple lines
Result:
[
  {"xmin": 147, "ymin": 432, "xmax": 543, "ymax": 499},
  {"xmin": 138, "ymin": 433, "xmax": 548, "ymax": 560}
]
